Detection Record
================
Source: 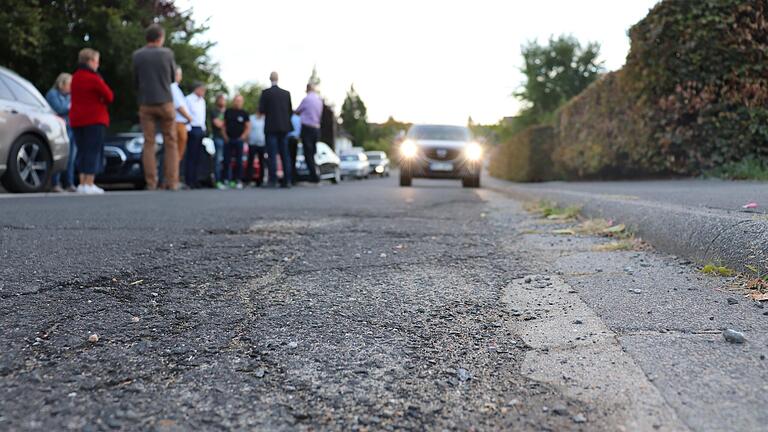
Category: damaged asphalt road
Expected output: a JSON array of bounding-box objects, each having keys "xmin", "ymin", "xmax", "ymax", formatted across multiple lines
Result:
[{"xmin": 1, "ymin": 176, "xmax": 767, "ymax": 431}]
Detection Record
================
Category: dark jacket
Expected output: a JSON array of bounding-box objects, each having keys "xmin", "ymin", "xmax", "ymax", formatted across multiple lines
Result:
[
  {"xmin": 258, "ymin": 85, "xmax": 293, "ymax": 134},
  {"xmin": 70, "ymin": 66, "xmax": 113, "ymax": 128}
]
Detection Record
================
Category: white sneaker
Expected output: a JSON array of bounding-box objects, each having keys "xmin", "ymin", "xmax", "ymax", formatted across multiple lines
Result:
[
  {"xmin": 84, "ymin": 184, "xmax": 104, "ymax": 195},
  {"xmin": 76, "ymin": 184, "xmax": 88, "ymax": 194},
  {"xmin": 235, "ymin": 181, "xmax": 244, "ymax": 190}
]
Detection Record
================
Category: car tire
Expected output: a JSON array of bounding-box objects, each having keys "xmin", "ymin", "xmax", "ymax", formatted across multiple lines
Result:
[
  {"xmin": 462, "ymin": 175, "xmax": 480, "ymax": 188},
  {"xmin": 5, "ymin": 134, "xmax": 52, "ymax": 193},
  {"xmin": 399, "ymin": 170, "xmax": 412, "ymax": 187}
]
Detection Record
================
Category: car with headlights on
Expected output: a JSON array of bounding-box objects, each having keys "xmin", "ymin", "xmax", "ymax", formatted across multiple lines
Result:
[
  {"xmin": 97, "ymin": 131, "xmax": 215, "ymax": 189},
  {"xmin": 0, "ymin": 66, "xmax": 70, "ymax": 193},
  {"xmin": 365, "ymin": 151, "xmax": 390, "ymax": 177},
  {"xmin": 339, "ymin": 152, "xmax": 370, "ymax": 180},
  {"xmin": 398, "ymin": 124, "xmax": 482, "ymax": 188}
]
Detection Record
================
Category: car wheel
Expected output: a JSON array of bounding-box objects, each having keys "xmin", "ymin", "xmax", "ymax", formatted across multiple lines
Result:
[
  {"xmin": 462, "ymin": 175, "xmax": 480, "ymax": 188},
  {"xmin": 133, "ymin": 181, "xmax": 147, "ymax": 190},
  {"xmin": 399, "ymin": 170, "xmax": 412, "ymax": 187},
  {"xmin": 5, "ymin": 135, "xmax": 52, "ymax": 193},
  {"xmin": 331, "ymin": 167, "xmax": 341, "ymax": 184}
]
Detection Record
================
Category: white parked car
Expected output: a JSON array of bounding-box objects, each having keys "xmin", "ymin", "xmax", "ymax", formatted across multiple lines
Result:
[{"xmin": 339, "ymin": 152, "xmax": 370, "ymax": 180}]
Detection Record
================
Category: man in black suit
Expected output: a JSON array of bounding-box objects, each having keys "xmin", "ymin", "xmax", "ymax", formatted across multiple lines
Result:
[{"xmin": 258, "ymin": 71, "xmax": 294, "ymax": 188}]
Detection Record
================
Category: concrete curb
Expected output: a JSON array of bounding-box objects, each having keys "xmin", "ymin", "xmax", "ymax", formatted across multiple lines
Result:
[{"xmin": 486, "ymin": 177, "xmax": 768, "ymax": 272}]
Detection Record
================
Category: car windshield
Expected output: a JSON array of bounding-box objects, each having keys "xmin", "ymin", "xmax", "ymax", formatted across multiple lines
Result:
[
  {"xmin": 341, "ymin": 155, "xmax": 359, "ymax": 161},
  {"xmin": 366, "ymin": 153, "xmax": 382, "ymax": 160},
  {"xmin": 408, "ymin": 125, "xmax": 470, "ymax": 141}
]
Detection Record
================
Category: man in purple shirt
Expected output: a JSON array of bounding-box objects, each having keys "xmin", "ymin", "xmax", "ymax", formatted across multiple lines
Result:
[{"xmin": 295, "ymin": 84, "xmax": 324, "ymax": 183}]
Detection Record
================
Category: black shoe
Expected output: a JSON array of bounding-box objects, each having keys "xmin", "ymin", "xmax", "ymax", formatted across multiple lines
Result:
[
  {"xmin": 280, "ymin": 183, "xmax": 292, "ymax": 189},
  {"xmin": 264, "ymin": 183, "xmax": 278, "ymax": 189}
]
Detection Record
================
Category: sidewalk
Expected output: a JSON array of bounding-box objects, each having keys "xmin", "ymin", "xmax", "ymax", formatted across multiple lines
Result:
[{"xmin": 486, "ymin": 176, "xmax": 768, "ymax": 272}]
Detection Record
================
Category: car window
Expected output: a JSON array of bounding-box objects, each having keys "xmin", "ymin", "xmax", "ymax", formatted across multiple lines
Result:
[
  {"xmin": 341, "ymin": 154, "xmax": 360, "ymax": 161},
  {"xmin": 408, "ymin": 125, "xmax": 470, "ymax": 141},
  {"xmin": 1, "ymin": 76, "xmax": 45, "ymax": 108},
  {"xmin": 0, "ymin": 79, "xmax": 14, "ymax": 101}
]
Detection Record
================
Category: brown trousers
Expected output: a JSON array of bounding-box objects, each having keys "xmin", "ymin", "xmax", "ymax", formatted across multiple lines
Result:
[
  {"xmin": 139, "ymin": 102, "xmax": 178, "ymax": 189},
  {"xmin": 176, "ymin": 122, "xmax": 188, "ymax": 166}
]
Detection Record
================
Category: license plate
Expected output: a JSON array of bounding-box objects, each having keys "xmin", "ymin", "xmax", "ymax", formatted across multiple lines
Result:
[{"xmin": 430, "ymin": 162, "xmax": 453, "ymax": 171}]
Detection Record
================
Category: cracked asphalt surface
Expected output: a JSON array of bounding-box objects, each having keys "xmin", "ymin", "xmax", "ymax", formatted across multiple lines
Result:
[{"xmin": 1, "ymin": 175, "xmax": 767, "ymax": 431}]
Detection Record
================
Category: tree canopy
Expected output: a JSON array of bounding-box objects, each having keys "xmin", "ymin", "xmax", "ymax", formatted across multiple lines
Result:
[
  {"xmin": 0, "ymin": 0, "xmax": 224, "ymax": 130},
  {"xmin": 340, "ymin": 85, "xmax": 369, "ymax": 147},
  {"xmin": 513, "ymin": 35, "xmax": 603, "ymax": 130},
  {"xmin": 235, "ymin": 82, "xmax": 263, "ymax": 114}
]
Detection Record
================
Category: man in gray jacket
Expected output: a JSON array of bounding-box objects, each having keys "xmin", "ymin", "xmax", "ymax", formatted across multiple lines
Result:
[{"xmin": 132, "ymin": 24, "xmax": 179, "ymax": 190}]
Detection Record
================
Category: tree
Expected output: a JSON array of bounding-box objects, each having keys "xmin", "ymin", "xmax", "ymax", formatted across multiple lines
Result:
[
  {"xmin": 514, "ymin": 35, "xmax": 603, "ymax": 129},
  {"xmin": 308, "ymin": 65, "xmax": 321, "ymax": 88},
  {"xmin": 340, "ymin": 85, "xmax": 369, "ymax": 147},
  {"xmin": 0, "ymin": 0, "xmax": 224, "ymax": 129},
  {"xmin": 235, "ymin": 82, "xmax": 263, "ymax": 114}
]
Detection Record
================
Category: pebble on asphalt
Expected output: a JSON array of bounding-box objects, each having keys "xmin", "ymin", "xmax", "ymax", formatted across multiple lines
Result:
[
  {"xmin": 572, "ymin": 413, "xmax": 587, "ymax": 423},
  {"xmin": 629, "ymin": 289, "xmax": 643, "ymax": 294},
  {"xmin": 88, "ymin": 334, "xmax": 99, "ymax": 343},
  {"xmin": 723, "ymin": 329, "xmax": 746, "ymax": 344},
  {"xmin": 727, "ymin": 297, "xmax": 739, "ymax": 305}
]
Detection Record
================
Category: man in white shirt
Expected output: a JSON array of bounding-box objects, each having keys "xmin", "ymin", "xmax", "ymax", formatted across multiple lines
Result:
[
  {"xmin": 171, "ymin": 67, "xmax": 193, "ymax": 175},
  {"xmin": 184, "ymin": 82, "xmax": 207, "ymax": 188}
]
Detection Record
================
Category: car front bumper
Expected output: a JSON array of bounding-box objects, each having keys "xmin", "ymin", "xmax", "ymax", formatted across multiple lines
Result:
[{"xmin": 400, "ymin": 157, "xmax": 480, "ymax": 179}]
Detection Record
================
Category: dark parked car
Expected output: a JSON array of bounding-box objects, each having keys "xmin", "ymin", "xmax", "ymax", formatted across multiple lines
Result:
[
  {"xmin": 295, "ymin": 141, "xmax": 341, "ymax": 183},
  {"xmin": 0, "ymin": 66, "xmax": 69, "ymax": 193},
  {"xmin": 98, "ymin": 131, "xmax": 215, "ymax": 189}
]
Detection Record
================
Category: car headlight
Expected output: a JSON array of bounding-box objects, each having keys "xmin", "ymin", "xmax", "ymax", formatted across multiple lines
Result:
[
  {"xmin": 400, "ymin": 140, "xmax": 417, "ymax": 158},
  {"xmin": 465, "ymin": 142, "xmax": 483, "ymax": 161},
  {"xmin": 375, "ymin": 165, "xmax": 384, "ymax": 173},
  {"xmin": 125, "ymin": 137, "xmax": 143, "ymax": 154}
]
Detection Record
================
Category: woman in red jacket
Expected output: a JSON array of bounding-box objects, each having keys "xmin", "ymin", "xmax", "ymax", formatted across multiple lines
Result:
[{"xmin": 70, "ymin": 48, "xmax": 114, "ymax": 194}]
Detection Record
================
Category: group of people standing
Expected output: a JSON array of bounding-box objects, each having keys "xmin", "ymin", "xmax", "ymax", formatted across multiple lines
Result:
[
  {"xmin": 209, "ymin": 74, "xmax": 324, "ymax": 190},
  {"xmin": 47, "ymin": 23, "xmax": 327, "ymax": 194}
]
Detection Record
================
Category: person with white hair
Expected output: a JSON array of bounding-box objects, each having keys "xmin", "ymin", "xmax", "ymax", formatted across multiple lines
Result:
[{"xmin": 45, "ymin": 72, "xmax": 76, "ymax": 192}]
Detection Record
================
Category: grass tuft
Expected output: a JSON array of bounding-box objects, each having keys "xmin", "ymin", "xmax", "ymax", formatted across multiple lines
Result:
[{"xmin": 701, "ymin": 263, "xmax": 735, "ymax": 277}]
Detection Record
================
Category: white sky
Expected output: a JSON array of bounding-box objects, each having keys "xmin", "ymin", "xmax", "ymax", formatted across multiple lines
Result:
[{"xmin": 177, "ymin": 0, "xmax": 659, "ymax": 125}]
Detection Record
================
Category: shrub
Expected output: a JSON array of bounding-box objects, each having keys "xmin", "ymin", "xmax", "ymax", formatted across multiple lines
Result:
[
  {"xmin": 552, "ymin": 71, "xmax": 657, "ymax": 178},
  {"xmin": 550, "ymin": 0, "xmax": 768, "ymax": 178},
  {"xmin": 626, "ymin": 0, "xmax": 768, "ymax": 174},
  {"xmin": 489, "ymin": 125, "xmax": 558, "ymax": 182}
]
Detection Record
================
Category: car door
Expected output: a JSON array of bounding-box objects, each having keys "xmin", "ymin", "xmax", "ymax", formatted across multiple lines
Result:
[
  {"xmin": 313, "ymin": 143, "xmax": 330, "ymax": 174},
  {"xmin": 0, "ymin": 76, "xmax": 31, "ymax": 173}
]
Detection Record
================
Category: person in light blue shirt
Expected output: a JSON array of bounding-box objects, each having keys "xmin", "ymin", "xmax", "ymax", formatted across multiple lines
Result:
[
  {"xmin": 245, "ymin": 113, "xmax": 266, "ymax": 186},
  {"xmin": 46, "ymin": 73, "xmax": 76, "ymax": 192},
  {"xmin": 287, "ymin": 113, "xmax": 302, "ymax": 184}
]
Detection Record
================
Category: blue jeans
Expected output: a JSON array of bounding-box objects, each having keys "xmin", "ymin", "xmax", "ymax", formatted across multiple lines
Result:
[
  {"xmin": 185, "ymin": 127, "xmax": 204, "ymax": 187},
  {"xmin": 213, "ymin": 136, "xmax": 224, "ymax": 182},
  {"xmin": 223, "ymin": 138, "xmax": 244, "ymax": 182},
  {"xmin": 266, "ymin": 133, "xmax": 291, "ymax": 186},
  {"xmin": 53, "ymin": 126, "xmax": 77, "ymax": 187}
]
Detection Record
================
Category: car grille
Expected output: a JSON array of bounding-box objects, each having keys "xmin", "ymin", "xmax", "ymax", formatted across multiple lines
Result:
[{"xmin": 423, "ymin": 147, "xmax": 460, "ymax": 161}]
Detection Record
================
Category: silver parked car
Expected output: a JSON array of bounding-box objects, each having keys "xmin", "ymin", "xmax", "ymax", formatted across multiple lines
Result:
[
  {"xmin": 365, "ymin": 150, "xmax": 390, "ymax": 177},
  {"xmin": 339, "ymin": 152, "xmax": 370, "ymax": 180},
  {"xmin": 0, "ymin": 67, "xmax": 69, "ymax": 193}
]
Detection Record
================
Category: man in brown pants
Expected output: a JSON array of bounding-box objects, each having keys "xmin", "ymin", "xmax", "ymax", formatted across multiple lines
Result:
[{"xmin": 132, "ymin": 24, "xmax": 179, "ymax": 190}]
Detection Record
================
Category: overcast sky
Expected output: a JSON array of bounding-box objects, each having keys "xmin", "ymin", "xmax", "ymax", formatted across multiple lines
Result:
[{"xmin": 177, "ymin": 0, "xmax": 659, "ymax": 125}]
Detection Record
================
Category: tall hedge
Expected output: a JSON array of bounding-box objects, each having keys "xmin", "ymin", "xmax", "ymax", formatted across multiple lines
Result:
[
  {"xmin": 551, "ymin": 0, "xmax": 768, "ymax": 177},
  {"xmin": 489, "ymin": 125, "xmax": 557, "ymax": 182}
]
